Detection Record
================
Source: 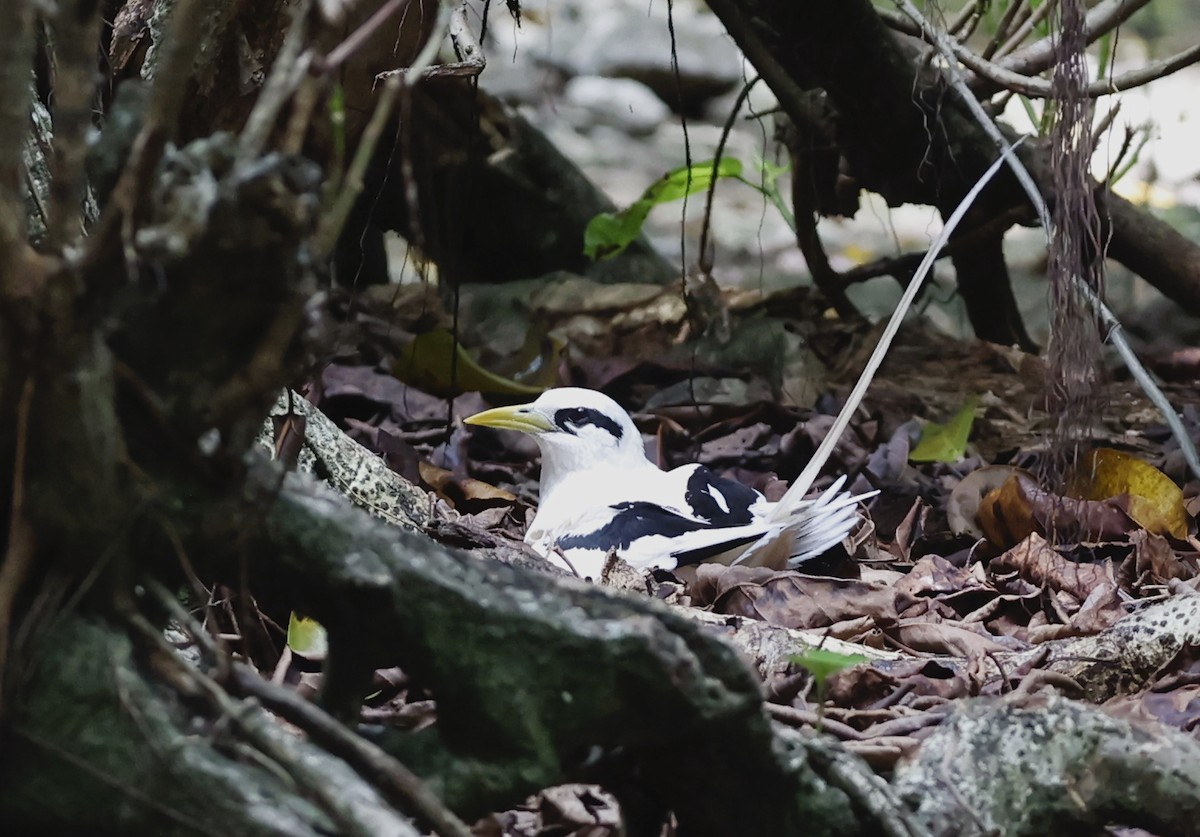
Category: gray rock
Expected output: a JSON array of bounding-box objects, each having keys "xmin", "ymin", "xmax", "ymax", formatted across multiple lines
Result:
[
  {"xmin": 562, "ymin": 76, "xmax": 670, "ymax": 135},
  {"xmin": 530, "ymin": 0, "xmax": 743, "ymax": 112}
]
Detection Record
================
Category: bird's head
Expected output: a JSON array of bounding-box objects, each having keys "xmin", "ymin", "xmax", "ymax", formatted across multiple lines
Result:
[{"xmin": 464, "ymin": 387, "xmax": 647, "ymax": 475}]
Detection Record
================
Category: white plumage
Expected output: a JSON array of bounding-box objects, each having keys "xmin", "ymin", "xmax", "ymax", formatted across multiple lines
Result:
[{"xmin": 465, "ymin": 388, "xmax": 876, "ymax": 579}]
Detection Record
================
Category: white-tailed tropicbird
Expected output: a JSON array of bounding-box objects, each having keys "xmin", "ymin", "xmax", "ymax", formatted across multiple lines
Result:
[
  {"xmin": 465, "ymin": 388, "xmax": 876, "ymax": 579},
  {"xmin": 458, "ymin": 154, "xmax": 1035, "ymax": 578}
]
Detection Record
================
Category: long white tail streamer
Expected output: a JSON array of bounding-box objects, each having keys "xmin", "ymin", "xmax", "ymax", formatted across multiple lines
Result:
[{"xmin": 768, "ymin": 140, "xmax": 1026, "ymax": 523}]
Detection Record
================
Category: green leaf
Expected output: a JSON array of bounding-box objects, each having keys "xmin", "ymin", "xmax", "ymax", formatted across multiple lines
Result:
[
  {"xmin": 583, "ymin": 202, "xmax": 654, "ymax": 261},
  {"xmin": 1016, "ymin": 94, "xmax": 1042, "ymax": 136},
  {"xmin": 287, "ymin": 612, "xmax": 328, "ymax": 660},
  {"xmin": 584, "ymin": 158, "xmax": 743, "ymax": 260},
  {"xmin": 392, "ymin": 328, "xmax": 546, "ymax": 397},
  {"xmin": 735, "ymin": 158, "xmax": 794, "ymax": 228},
  {"xmin": 790, "ymin": 648, "xmax": 868, "ymax": 687},
  {"xmin": 645, "ymin": 157, "xmax": 742, "ymax": 204},
  {"xmin": 909, "ymin": 395, "xmax": 979, "ymax": 463}
]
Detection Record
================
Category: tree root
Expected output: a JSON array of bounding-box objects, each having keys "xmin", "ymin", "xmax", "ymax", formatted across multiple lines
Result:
[
  {"xmin": 895, "ymin": 692, "xmax": 1200, "ymax": 836},
  {"xmin": 229, "ymin": 464, "xmax": 892, "ymax": 835}
]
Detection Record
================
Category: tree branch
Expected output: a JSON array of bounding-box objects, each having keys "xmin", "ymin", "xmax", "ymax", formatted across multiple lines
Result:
[
  {"xmin": 978, "ymin": 0, "xmax": 1151, "ymax": 91},
  {"xmin": 703, "ymin": 0, "xmax": 1200, "ymax": 326},
  {"xmin": 918, "ymin": 26, "xmax": 1200, "ymax": 99}
]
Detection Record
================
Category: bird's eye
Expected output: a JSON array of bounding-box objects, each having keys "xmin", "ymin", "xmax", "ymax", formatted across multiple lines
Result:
[
  {"xmin": 553, "ymin": 406, "xmax": 625, "ymax": 440},
  {"xmin": 554, "ymin": 407, "xmax": 592, "ymax": 433}
]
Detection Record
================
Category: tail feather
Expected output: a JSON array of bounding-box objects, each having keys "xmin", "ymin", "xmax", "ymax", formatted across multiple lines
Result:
[{"xmin": 736, "ymin": 479, "xmax": 877, "ymax": 568}]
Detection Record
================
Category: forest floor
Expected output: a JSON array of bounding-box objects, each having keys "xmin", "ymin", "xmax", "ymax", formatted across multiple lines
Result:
[
  {"xmin": 283, "ymin": 4, "xmax": 1200, "ymax": 830},
  {"xmin": 301, "ymin": 277, "xmax": 1200, "ymax": 834}
]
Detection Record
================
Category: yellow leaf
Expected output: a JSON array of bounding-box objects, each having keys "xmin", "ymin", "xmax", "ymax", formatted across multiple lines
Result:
[
  {"xmin": 287, "ymin": 612, "xmax": 328, "ymax": 660},
  {"xmin": 392, "ymin": 329, "xmax": 546, "ymax": 397},
  {"xmin": 909, "ymin": 396, "xmax": 978, "ymax": 463},
  {"xmin": 1066, "ymin": 448, "xmax": 1189, "ymax": 539}
]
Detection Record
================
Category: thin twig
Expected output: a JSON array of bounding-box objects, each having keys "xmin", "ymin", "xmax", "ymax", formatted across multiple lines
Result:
[
  {"xmin": 147, "ymin": 581, "xmax": 470, "ymax": 837},
  {"xmin": 855, "ymin": 708, "xmax": 951, "ymax": 739},
  {"xmin": 314, "ymin": 73, "xmax": 400, "ymax": 259},
  {"xmin": 1102, "ymin": 123, "xmax": 1136, "ymax": 185},
  {"xmin": 993, "ymin": 0, "xmax": 1147, "ymax": 75},
  {"xmin": 1089, "ymin": 102, "xmax": 1122, "ymax": 153},
  {"xmin": 321, "ymin": 0, "xmax": 411, "ymax": 72},
  {"xmin": 767, "ymin": 703, "xmax": 865, "ymax": 740},
  {"xmin": 958, "ymin": 40, "xmax": 1200, "ymax": 99},
  {"xmin": 837, "ymin": 205, "xmax": 1030, "ymax": 287},
  {"xmin": 698, "ymin": 76, "xmax": 759, "ymax": 273},
  {"xmin": 950, "ymin": 1, "xmax": 985, "ymax": 42},
  {"xmin": 130, "ymin": 591, "xmax": 380, "ymax": 837},
  {"xmin": 994, "ymin": 0, "xmax": 1058, "ymax": 60},
  {"xmin": 982, "ymin": 0, "xmax": 1028, "ymax": 61},
  {"xmin": 898, "ymin": 0, "xmax": 1188, "ymax": 100},
  {"xmin": 374, "ymin": 1, "xmax": 486, "ymax": 82},
  {"xmin": 875, "ymin": 7, "xmax": 922, "ymax": 38},
  {"xmin": 281, "ymin": 74, "xmax": 323, "ymax": 156}
]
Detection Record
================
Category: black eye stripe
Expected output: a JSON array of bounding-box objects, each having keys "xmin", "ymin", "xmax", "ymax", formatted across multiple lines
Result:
[{"xmin": 553, "ymin": 407, "xmax": 624, "ymax": 440}]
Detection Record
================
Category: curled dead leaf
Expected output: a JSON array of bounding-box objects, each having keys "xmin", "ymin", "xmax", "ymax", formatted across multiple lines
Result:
[
  {"xmin": 990, "ymin": 533, "xmax": 1112, "ymax": 604},
  {"xmin": 947, "ymin": 465, "xmax": 1029, "ymax": 538},
  {"xmin": 1066, "ymin": 448, "xmax": 1190, "ymax": 539},
  {"xmin": 977, "ymin": 472, "xmax": 1141, "ymax": 551}
]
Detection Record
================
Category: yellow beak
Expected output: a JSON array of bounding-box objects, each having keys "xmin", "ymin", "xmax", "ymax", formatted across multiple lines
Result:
[{"xmin": 463, "ymin": 403, "xmax": 554, "ymax": 434}]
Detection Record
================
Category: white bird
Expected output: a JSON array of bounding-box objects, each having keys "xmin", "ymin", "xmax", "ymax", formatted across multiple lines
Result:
[{"xmin": 464, "ymin": 387, "xmax": 876, "ymax": 579}]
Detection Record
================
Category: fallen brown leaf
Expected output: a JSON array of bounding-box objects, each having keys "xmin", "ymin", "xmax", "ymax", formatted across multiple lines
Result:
[
  {"xmin": 693, "ymin": 564, "xmax": 908, "ymax": 630},
  {"xmin": 991, "ymin": 533, "xmax": 1112, "ymax": 603},
  {"xmin": 978, "ymin": 472, "xmax": 1140, "ymax": 549},
  {"xmin": 420, "ymin": 461, "xmax": 516, "ymax": 511},
  {"xmin": 885, "ymin": 619, "xmax": 1021, "ymax": 657}
]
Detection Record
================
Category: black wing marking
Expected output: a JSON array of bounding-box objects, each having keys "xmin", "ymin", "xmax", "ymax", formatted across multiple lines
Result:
[
  {"xmin": 684, "ymin": 466, "xmax": 759, "ymax": 526},
  {"xmin": 555, "ymin": 500, "xmax": 767, "ymax": 567},
  {"xmin": 556, "ymin": 501, "xmax": 709, "ymax": 553}
]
